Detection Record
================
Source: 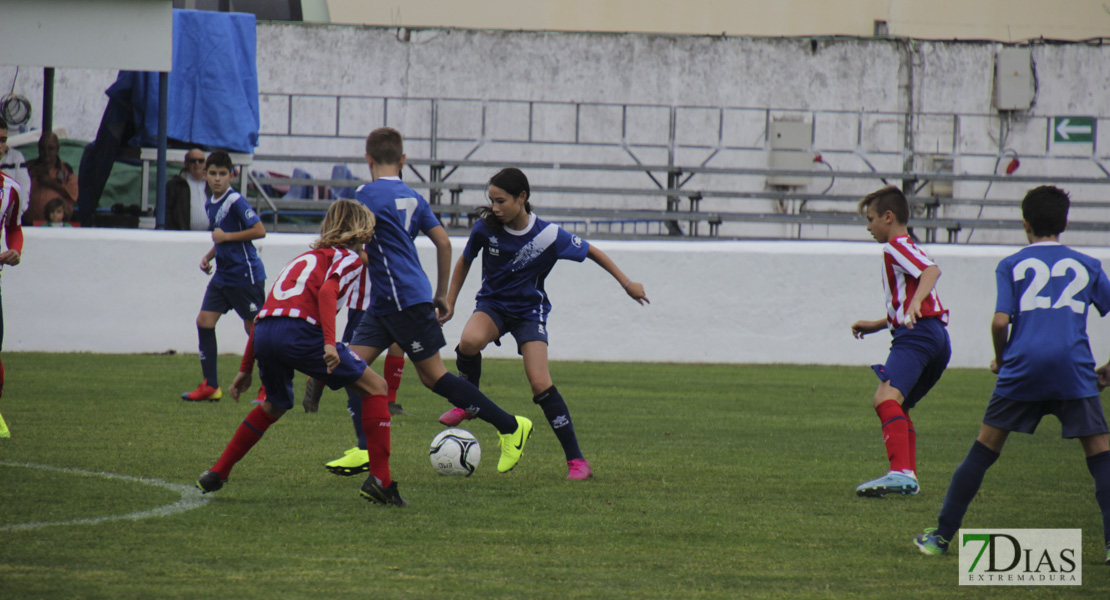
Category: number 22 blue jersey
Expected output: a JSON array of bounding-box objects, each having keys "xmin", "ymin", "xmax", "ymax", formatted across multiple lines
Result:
[
  {"xmin": 994, "ymin": 241, "xmax": 1110, "ymax": 401},
  {"xmin": 463, "ymin": 213, "xmax": 589, "ymax": 321}
]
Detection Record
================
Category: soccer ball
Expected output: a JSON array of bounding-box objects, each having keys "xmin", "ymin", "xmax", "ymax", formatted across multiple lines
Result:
[{"xmin": 429, "ymin": 428, "xmax": 481, "ymax": 476}]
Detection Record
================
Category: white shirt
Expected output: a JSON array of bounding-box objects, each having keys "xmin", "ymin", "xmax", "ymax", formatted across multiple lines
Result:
[{"xmin": 187, "ymin": 176, "xmax": 208, "ymax": 230}]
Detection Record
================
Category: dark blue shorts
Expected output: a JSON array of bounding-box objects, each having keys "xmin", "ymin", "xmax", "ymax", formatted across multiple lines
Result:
[
  {"xmin": 475, "ymin": 303, "xmax": 548, "ymax": 355},
  {"xmin": 350, "ymin": 303, "xmax": 444, "ymax": 362},
  {"xmin": 870, "ymin": 317, "xmax": 951, "ymax": 410},
  {"xmin": 201, "ymin": 280, "xmax": 266, "ymax": 321},
  {"xmin": 983, "ymin": 394, "xmax": 1109, "ymax": 438},
  {"xmin": 253, "ymin": 318, "xmax": 368, "ymax": 410},
  {"xmin": 342, "ymin": 308, "xmax": 364, "ymax": 344}
]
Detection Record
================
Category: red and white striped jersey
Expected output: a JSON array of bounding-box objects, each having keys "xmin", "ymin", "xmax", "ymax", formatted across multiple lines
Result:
[
  {"xmin": 257, "ymin": 247, "xmax": 364, "ymax": 325},
  {"xmin": 0, "ymin": 173, "xmax": 25, "ymax": 270},
  {"xmin": 340, "ymin": 263, "xmax": 371, "ymax": 310},
  {"xmin": 881, "ymin": 235, "xmax": 948, "ymax": 329}
]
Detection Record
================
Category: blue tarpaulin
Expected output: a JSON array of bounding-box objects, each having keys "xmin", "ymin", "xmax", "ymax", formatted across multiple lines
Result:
[
  {"xmin": 78, "ymin": 9, "xmax": 259, "ymax": 224},
  {"xmin": 114, "ymin": 9, "xmax": 260, "ymax": 152}
]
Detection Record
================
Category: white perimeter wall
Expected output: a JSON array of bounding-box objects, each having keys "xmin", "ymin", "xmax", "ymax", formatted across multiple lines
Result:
[{"xmin": 9, "ymin": 227, "xmax": 1110, "ymax": 369}]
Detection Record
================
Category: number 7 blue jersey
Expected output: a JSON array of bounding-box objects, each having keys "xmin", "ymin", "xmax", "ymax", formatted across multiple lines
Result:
[
  {"xmin": 994, "ymin": 241, "xmax": 1110, "ymax": 401},
  {"xmin": 355, "ymin": 177, "xmax": 442, "ymax": 315}
]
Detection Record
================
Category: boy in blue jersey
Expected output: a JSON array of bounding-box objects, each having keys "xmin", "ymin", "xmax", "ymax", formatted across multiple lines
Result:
[
  {"xmin": 440, "ymin": 167, "xmax": 649, "ymax": 480},
  {"xmin": 348, "ymin": 128, "xmax": 534, "ymax": 496},
  {"xmin": 913, "ymin": 186, "xmax": 1110, "ymax": 565},
  {"xmin": 182, "ymin": 151, "xmax": 266, "ymax": 403}
]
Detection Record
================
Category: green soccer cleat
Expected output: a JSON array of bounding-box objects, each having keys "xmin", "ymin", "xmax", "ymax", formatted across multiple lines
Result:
[
  {"xmin": 496, "ymin": 416, "xmax": 534, "ymax": 473},
  {"xmin": 324, "ymin": 447, "xmax": 369, "ymax": 476},
  {"xmin": 912, "ymin": 528, "xmax": 949, "ymax": 556}
]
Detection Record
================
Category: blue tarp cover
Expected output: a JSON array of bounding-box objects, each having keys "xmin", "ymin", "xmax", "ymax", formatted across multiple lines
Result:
[{"xmin": 109, "ymin": 9, "xmax": 259, "ymax": 152}]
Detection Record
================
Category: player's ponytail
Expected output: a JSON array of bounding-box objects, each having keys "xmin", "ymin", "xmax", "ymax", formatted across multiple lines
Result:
[{"xmin": 477, "ymin": 167, "xmax": 532, "ymax": 230}]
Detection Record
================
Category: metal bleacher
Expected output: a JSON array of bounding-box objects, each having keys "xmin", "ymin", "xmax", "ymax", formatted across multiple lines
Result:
[{"xmin": 244, "ymin": 94, "xmax": 1110, "ymax": 243}]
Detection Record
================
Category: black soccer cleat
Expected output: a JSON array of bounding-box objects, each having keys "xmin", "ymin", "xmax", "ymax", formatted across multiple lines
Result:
[
  {"xmin": 360, "ymin": 474, "xmax": 408, "ymax": 507},
  {"xmin": 195, "ymin": 470, "xmax": 226, "ymax": 494},
  {"xmin": 302, "ymin": 378, "xmax": 323, "ymax": 413},
  {"xmin": 387, "ymin": 402, "xmax": 410, "ymax": 416}
]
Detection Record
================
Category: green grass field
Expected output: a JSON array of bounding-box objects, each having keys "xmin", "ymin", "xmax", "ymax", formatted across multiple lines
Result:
[{"xmin": 0, "ymin": 353, "xmax": 1106, "ymax": 599}]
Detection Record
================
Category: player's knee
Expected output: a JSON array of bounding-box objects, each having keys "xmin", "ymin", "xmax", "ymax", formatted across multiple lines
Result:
[{"xmin": 457, "ymin": 337, "xmax": 486, "ymax": 356}]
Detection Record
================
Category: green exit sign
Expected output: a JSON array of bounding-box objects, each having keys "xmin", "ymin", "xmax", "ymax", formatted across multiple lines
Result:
[{"xmin": 1052, "ymin": 116, "xmax": 1095, "ymax": 143}]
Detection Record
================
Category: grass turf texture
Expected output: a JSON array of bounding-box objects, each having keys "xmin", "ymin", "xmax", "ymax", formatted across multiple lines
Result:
[{"xmin": 0, "ymin": 353, "xmax": 1106, "ymax": 599}]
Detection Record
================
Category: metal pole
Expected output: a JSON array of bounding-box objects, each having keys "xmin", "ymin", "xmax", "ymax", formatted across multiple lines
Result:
[
  {"xmin": 42, "ymin": 67, "xmax": 54, "ymax": 133},
  {"xmin": 155, "ymin": 72, "xmax": 169, "ymax": 229}
]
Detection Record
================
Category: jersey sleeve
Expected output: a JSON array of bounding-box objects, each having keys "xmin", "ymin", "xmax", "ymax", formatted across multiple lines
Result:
[
  {"xmin": 462, "ymin": 223, "xmax": 488, "ymax": 261},
  {"xmin": 555, "ymin": 228, "xmax": 589, "ymax": 262},
  {"xmin": 413, "ymin": 196, "xmax": 443, "ymax": 235},
  {"xmin": 232, "ymin": 195, "xmax": 262, "ymax": 228},
  {"xmin": 994, "ymin": 258, "xmax": 1017, "ymax": 317},
  {"xmin": 885, "ymin": 238, "xmax": 934, "ymax": 278},
  {"xmin": 1086, "ymin": 259, "xmax": 1110, "ymax": 318}
]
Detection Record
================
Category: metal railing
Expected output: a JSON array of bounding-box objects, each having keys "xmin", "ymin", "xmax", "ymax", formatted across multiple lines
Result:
[{"xmin": 249, "ymin": 93, "xmax": 1110, "ymax": 241}]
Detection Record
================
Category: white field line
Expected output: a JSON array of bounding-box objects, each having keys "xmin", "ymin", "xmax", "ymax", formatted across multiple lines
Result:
[{"xmin": 0, "ymin": 461, "xmax": 210, "ymax": 531}]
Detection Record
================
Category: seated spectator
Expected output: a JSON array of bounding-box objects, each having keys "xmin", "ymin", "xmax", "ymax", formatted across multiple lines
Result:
[
  {"xmin": 38, "ymin": 197, "xmax": 75, "ymax": 227},
  {"xmin": 24, "ymin": 131, "xmax": 78, "ymax": 225},
  {"xmin": 166, "ymin": 148, "xmax": 210, "ymax": 230}
]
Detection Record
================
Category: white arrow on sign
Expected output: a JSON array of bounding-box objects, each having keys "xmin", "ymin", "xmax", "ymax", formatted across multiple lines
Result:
[{"xmin": 1056, "ymin": 118, "xmax": 1092, "ymax": 141}]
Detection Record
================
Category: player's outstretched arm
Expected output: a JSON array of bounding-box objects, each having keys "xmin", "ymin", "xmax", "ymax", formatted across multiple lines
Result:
[
  {"xmin": 586, "ymin": 245, "xmax": 649, "ymax": 305},
  {"xmin": 904, "ymin": 265, "xmax": 941, "ymax": 329},
  {"xmin": 442, "ymin": 254, "xmax": 473, "ymax": 324},
  {"xmin": 990, "ymin": 312, "xmax": 1011, "ymax": 374},
  {"xmin": 213, "ymin": 221, "xmax": 266, "ymax": 244},
  {"xmin": 228, "ymin": 371, "xmax": 252, "ymax": 402},
  {"xmin": 200, "ymin": 246, "xmax": 216, "ymax": 274},
  {"xmin": 426, "ymin": 225, "xmax": 453, "ymax": 318},
  {"xmin": 851, "ymin": 319, "xmax": 886, "ymax": 339}
]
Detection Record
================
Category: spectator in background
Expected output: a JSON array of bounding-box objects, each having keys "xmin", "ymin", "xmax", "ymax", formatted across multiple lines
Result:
[
  {"xmin": 0, "ymin": 119, "xmax": 31, "ymax": 201},
  {"xmin": 166, "ymin": 148, "xmax": 209, "ymax": 230},
  {"xmin": 25, "ymin": 131, "xmax": 78, "ymax": 225},
  {"xmin": 38, "ymin": 198, "xmax": 74, "ymax": 227}
]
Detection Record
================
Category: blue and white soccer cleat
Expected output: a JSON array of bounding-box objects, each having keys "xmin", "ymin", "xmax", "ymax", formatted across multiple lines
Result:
[
  {"xmin": 913, "ymin": 528, "xmax": 949, "ymax": 556},
  {"xmin": 855, "ymin": 471, "xmax": 919, "ymax": 497}
]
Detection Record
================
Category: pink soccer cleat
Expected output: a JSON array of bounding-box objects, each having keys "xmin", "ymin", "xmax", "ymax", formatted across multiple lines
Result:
[
  {"xmin": 439, "ymin": 407, "xmax": 476, "ymax": 427},
  {"xmin": 567, "ymin": 458, "xmax": 593, "ymax": 480}
]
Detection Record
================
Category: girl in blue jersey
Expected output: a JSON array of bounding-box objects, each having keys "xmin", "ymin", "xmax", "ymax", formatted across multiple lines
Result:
[{"xmin": 441, "ymin": 167, "xmax": 649, "ymax": 480}]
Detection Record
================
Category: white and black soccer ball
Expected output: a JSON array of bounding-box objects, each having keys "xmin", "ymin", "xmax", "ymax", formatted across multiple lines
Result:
[{"xmin": 429, "ymin": 428, "xmax": 481, "ymax": 476}]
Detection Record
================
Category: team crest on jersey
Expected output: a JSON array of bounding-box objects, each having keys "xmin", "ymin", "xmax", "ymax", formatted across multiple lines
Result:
[
  {"xmin": 488, "ymin": 235, "xmax": 500, "ymax": 256},
  {"xmin": 245, "ymin": 208, "xmax": 256, "ymax": 219},
  {"xmin": 571, "ymin": 235, "xmax": 583, "ymax": 248}
]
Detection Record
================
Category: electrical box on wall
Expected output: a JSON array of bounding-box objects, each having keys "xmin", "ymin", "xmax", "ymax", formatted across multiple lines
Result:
[
  {"xmin": 925, "ymin": 156, "xmax": 954, "ymax": 197},
  {"xmin": 994, "ymin": 47, "xmax": 1034, "ymax": 111},
  {"xmin": 767, "ymin": 118, "xmax": 812, "ymax": 186}
]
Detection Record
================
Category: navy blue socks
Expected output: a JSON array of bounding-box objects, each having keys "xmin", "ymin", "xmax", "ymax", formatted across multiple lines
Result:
[
  {"xmin": 1086, "ymin": 450, "xmax": 1110, "ymax": 545},
  {"xmin": 936, "ymin": 440, "xmax": 1000, "ymax": 541},
  {"xmin": 455, "ymin": 347, "xmax": 482, "ymax": 388},
  {"xmin": 198, "ymin": 326, "xmax": 219, "ymax": 387},
  {"xmin": 534, "ymin": 386, "xmax": 583, "ymax": 461},
  {"xmin": 433, "ymin": 373, "xmax": 516, "ymax": 434}
]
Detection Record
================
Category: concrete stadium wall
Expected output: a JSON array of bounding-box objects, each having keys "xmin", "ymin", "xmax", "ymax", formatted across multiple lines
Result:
[
  {"xmin": 4, "ymin": 25, "xmax": 1110, "ymax": 242},
  {"xmin": 9, "ymin": 228, "xmax": 1110, "ymax": 369}
]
